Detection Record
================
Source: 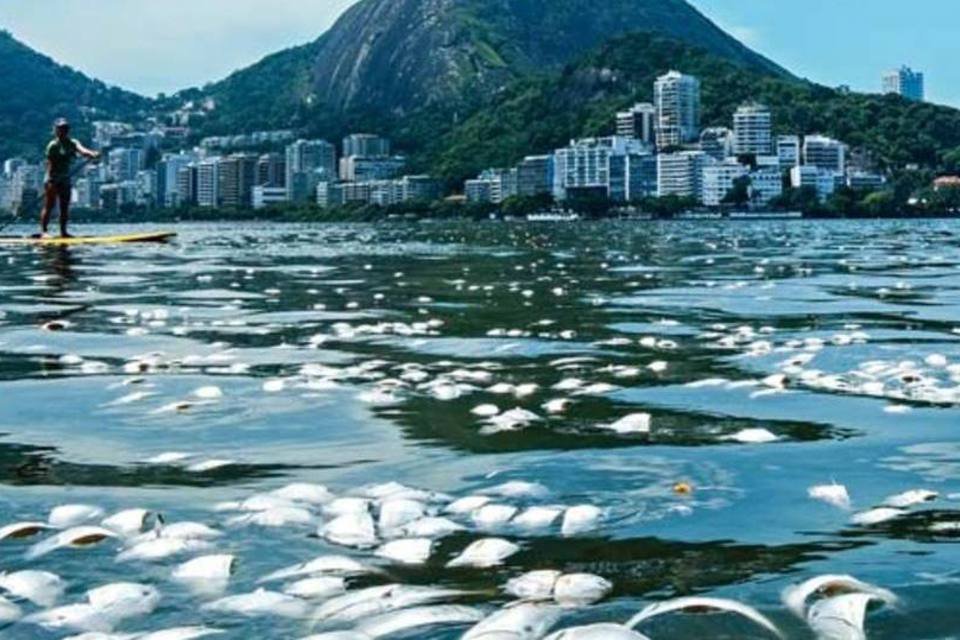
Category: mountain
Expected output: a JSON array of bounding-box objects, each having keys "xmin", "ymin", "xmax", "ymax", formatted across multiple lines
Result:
[
  {"xmin": 190, "ymin": 0, "xmax": 787, "ymax": 133},
  {"xmin": 0, "ymin": 30, "xmax": 148, "ymax": 160}
]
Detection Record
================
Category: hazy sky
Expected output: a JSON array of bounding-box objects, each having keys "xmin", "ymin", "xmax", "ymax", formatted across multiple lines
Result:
[{"xmin": 1, "ymin": 0, "xmax": 958, "ymax": 106}]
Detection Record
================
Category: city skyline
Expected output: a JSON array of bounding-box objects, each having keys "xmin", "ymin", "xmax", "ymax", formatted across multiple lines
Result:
[{"xmin": 0, "ymin": 0, "xmax": 956, "ymax": 105}]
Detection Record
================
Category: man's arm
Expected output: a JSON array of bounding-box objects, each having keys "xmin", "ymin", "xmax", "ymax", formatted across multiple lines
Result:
[{"xmin": 75, "ymin": 140, "xmax": 100, "ymax": 160}]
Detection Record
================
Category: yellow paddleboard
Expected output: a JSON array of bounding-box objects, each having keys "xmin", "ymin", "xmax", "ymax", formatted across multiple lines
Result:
[{"xmin": 0, "ymin": 231, "xmax": 176, "ymax": 246}]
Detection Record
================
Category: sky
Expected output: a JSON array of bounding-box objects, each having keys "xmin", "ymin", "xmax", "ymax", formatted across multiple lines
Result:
[{"xmin": 0, "ymin": 0, "xmax": 958, "ymax": 106}]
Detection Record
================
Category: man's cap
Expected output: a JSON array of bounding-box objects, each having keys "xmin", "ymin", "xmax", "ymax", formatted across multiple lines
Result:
[{"xmin": 54, "ymin": 118, "xmax": 70, "ymax": 128}]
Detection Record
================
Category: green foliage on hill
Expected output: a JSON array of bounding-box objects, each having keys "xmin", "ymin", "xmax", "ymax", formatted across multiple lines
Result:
[
  {"xmin": 421, "ymin": 33, "xmax": 960, "ymax": 183},
  {"xmin": 0, "ymin": 31, "xmax": 148, "ymax": 160}
]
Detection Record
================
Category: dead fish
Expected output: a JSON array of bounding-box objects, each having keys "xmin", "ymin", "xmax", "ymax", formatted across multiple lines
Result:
[
  {"xmin": 377, "ymin": 499, "xmax": 427, "ymax": 532},
  {"xmin": 172, "ymin": 554, "xmax": 235, "ymax": 582},
  {"xmin": 401, "ymin": 516, "xmax": 466, "ymax": 538},
  {"xmin": 374, "ymin": 538, "xmax": 434, "ymax": 565},
  {"xmin": 314, "ymin": 584, "xmax": 469, "ymax": 626},
  {"xmin": 543, "ymin": 624, "xmax": 652, "ymax": 639},
  {"xmin": 26, "ymin": 526, "xmax": 119, "ymax": 559},
  {"xmin": 271, "ymin": 483, "xmax": 335, "ymax": 505},
  {"xmin": 447, "ymin": 538, "xmax": 520, "ymax": 568},
  {"xmin": 226, "ymin": 507, "xmax": 315, "ymax": 528},
  {"xmin": 883, "ymin": 489, "xmax": 937, "ymax": 509},
  {"xmin": 626, "ymin": 597, "xmax": 783, "ymax": 638},
  {"xmin": 462, "ymin": 602, "xmax": 562, "ymax": 640},
  {"xmin": 282, "ymin": 577, "xmax": 346, "ymax": 601},
  {"xmin": 807, "ymin": 593, "xmax": 887, "ymax": 640},
  {"xmin": 49, "ymin": 505, "xmax": 105, "ymax": 529},
  {"xmin": 116, "ymin": 537, "xmax": 211, "ymax": 562},
  {"xmin": 561, "ymin": 506, "xmax": 602, "ymax": 536},
  {"xmin": 472, "ymin": 504, "xmax": 518, "ymax": 529},
  {"xmin": 482, "ymin": 481, "xmax": 549, "ymax": 499},
  {"xmin": 86, "ymin": 582, "xmax": 160, "ymax": 619},
  {"xmin": 808, "ymin": 484, "xmax": 852, "ymax": 510},
  {"xmin": 0, "ymin": 521, "xmax": 52, "ymax": 541},
  {"xmin": 782, "ymin": 575, "xmax": 897, "ymax": 619},
  {"xmin": 320, "ymin": 511, "xmax": 378, "ymax": 548},
  {"xmin": 0, "ymin": 570, "xmax": 66, "ymax": 607},
  {"xmin": 445, "ymin": 496, "xmax": 492, "ymax": 515},
  {"xmin": 202, "ymin": 588, "xmax": 309, "ymax": 619},
  {"xmin": 101, "ymin": 509, "xmax": 153, "ymax": 537},
  {"xmin": 601, "ymin": 413, "xmax": 651, "ymax": 435},
  {"xmin": 137, "ymin": 628, "xmax": 224, "ymax": 640},
  {"xmin": 513, "ymin": 507, "xmax": 563, "ymax": 530},
  {"xmin": 258, "ymin": 555, "xmax": 373, "ymax": 583},
  {"xmin": 505, "ymin": 570, "xmax": 562, "ymax": 601},
  {"xmin": 553, "ymin": 574, "xmax": 612, "ymax": 607},
  {"xmin": 356, "ymin": 604, "xmax": 485, "ymax": 638},
  {"xmin": 849, "ymin": 508, "xmax": 906, "ymax": 527}
]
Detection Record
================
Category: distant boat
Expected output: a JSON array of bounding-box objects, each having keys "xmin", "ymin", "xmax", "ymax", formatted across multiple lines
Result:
[{"xmin": 526, "ymin": 211, "xmax": 581, "ymax": 222}]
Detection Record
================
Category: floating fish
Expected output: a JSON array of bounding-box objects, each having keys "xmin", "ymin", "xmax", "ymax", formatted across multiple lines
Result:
[
  {"xmin": 49, "ymin": 505, "xmax": 106, "ymax": 529},
  {"xmin": 462, "ymin": 602, "xmax": 562, "ymax": 640},
  {"xmin": 375, "ymin": 538, "xmax": 434, "ymax": 564},
  {"xmin": 513, "ymin": 507, "xmax": 563, "ymax": 530},
  {"xmin": 543, "ymin": 624, "xmax": 652, "ymax": 639},
  {"xmin": 271, "ymin": 483, "xmax": 335, "ymax": 505},
  {"xmin": 116, "ymin": 537, "xmax": 211, "ymax": 562},
  {"xmin": 883, "ymin": 489, "xmax": 937, "ymax": 509},
  {"xmin": 807, "ymin": 593, "xmax": 886, "ymax": 640},
  {"xmin": 378, "ymin": 499, "xmax": 427, "ymax": 531},
  {"xmin": 849, "ymin": 508, "xmax": 905, "ymax": 527},
  {"xmin": 553, "ymin": 574, "xmax": 612, "ymax": 607},
  {"xmin": 258, "ymin": 555, "xmax": 373, "ymax": 583},
  {"xmin": 202, "ymin": 588, "xmax": 309, "ymax": 619},
  {"xmin": 320, "ymin": 511, "xmax": 378, "ymax": 548},
  {"xmin": 505, "ymin": 570, "xmax": 561, "ymax": 601},
  {"xmin": 626, "ymin": 597, "xmax": 783, "ymax": 638},
  {"xmin": 86, "ymin": 582, "xmax": 160, "ymax": 619},
  {"xmin": 172, "ymin": 554, "xmax": 235, "ymax": 583},
  {"xmin": 282, "ymin": 577, "xmax": 346, "ymax": 601},
  {"xmin": 0, "ymin": 570, "xmax": 66, "ymax": 607},
  {"xmin": 356, "ymin": 604, "xmax": 485, "ymax": 638},
  {"xmin": 27, "ymin": 526, "xmax": 118, "ymax": 559},
  {"xmin": 782, "ymin": 574, "xmax": 897, "ymax": 619},
  {"xmin": 601, "ymin": 413, "xmax": 651, "ymax": 435},
  {"xmin": 314, "ymin": 584, "xmax": 469, "ymax": 626},
  {"xmin": 447, "ymin": 538, "xmax": 520, "ymax": 568},
  {"xmin": 401, "ymin": 517, "xmax": 466, "ymax": 538},
  {"xmin": 808, "ymin": 484, "xmax": 852, "ymax": 510},
  {"xmin": 561, "ymin": 506, "xmax": 602, "ymax": 536},
  {"xmin": 101, "ymin": 509, "xmax": 153, "ymax": 537},
  {"xmin": 472, "ymin": 504, "xmax": 519, "ymax": 529},
  {"xmin": 0, "ymin": 521, "xmax": 52, "ymax": 541},
  {"xmin": 0, "ymin": 594, "xmax": 21, "ymax": 623}
]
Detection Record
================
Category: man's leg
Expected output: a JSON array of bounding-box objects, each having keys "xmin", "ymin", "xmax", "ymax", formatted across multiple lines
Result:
[
  {"xmin": 58, "ymin": 186, "xmax": 72, "ymax": 238},
  {"xmin": 39, "ymin": 183, "xmax": 57, "ymax": 236}
]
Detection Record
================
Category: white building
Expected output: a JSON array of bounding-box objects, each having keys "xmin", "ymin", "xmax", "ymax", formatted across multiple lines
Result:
[
  {"xmin": 701, "ymin": 160, "xmax": 748, "ymax": 206},
  {"xmin": 465, "ymin": 179, "xmax": 494, "ymax": 204},
  {"xmin": 339, "ymin": 155, "xmax": 406, "ymax": 182},
  {"xmin": 733, "ymin": 103, "xmax": 773, "ymax": 155},
  {"xmin": 776, "ymin": 135, "xmax": 801, "ymax": 171},
  {"xmin": 791, "ymin": 165, "xmax": 839, "ymax": 200},
  {"xmin": 342, "ymin": 134, "xmax": 391, "ymax": 158},
  {"xmin": 846, "ymin": 171, "xmax": 886, "ymax": 191},
  {"xmin": 616, "ymin": 103, "xmax": 656, "ymax": 144},
  {"xmin": 654, "ymin": 71, "xmax": 701, "ymax": 148},
  {"xmin": 882, "ymin": 66, "xmax": 924, "ymax": 102},
  {"xmin": 803, "ymin": 135, "xmax": 846, "ymax": 173},
  {"xmin": 552, "ymin": 136, "xmax": 645, "ymax": 200},
  {"xmin": 157, "ymin": 152, "xmax": 195, "ymax": 207},
  {"xmin": 108, "ymin": 147, "xmax": 143, "ymax": 182},
  {"xmin": 657, "ymin": 150, "xmax": 707, "ymax": 199},
  {"xmin": 253, "ymin": 186, "xmax": 288, "ymax": 209}
]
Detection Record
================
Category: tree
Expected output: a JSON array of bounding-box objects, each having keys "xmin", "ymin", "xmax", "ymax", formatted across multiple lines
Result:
[{"xmin": 721, "ymin": 176, "xmax": 751, "ymax": 207}]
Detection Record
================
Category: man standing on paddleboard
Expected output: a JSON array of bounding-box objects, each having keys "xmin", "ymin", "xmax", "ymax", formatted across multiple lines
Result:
[{"xmin": 39, "ymin": 118, "xmax": 100, "ymax": 239}]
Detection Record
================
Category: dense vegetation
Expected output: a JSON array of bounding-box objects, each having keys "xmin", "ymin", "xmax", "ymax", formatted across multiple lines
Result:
[{"xmin": 0, "ymin": 31, "xmax": 148, "ymax": 160}]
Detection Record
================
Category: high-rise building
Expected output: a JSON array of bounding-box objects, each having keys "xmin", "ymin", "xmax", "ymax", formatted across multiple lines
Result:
[
  {"xmin": 253, "ymin": 186, "xmax": 288, "ymax": 209},
  {"xmin": 285, "ymin": 140, "xmax": 336, "ymax": 203},
  {"xmin": 803, "ymin": 135, "xmax": 846, "ymax": 173},
  {"xmin": 882, "ymin": 66, "xmax": 925, "ymax": 101},
  {"xmin": 776, "ymin": 135, "xmax": 801, "ymax": 171},
  {"xmin": 700, "ymin": 128, "xmax": 734, "ymax": 162},
  {"xmin": 791, "ymin": 165, "xmax": 839, "ymax": 200},
  {"xmin": 398, "ymin": 175, "xmax": 442, "ymax": 203},
  {"xmin": 654, "ymin": 71, "xmax": 701, "ymax": 148},
  {"xmin": 156, "ymin": 152, "xmax": 196, "ymax": 208},
  {"xmin": 257, "ymin": 153, "xmax": 286, "ymax": 188},
  {"xmin": 626, "ymin": 153, "xmax": 658, "ymax": 201},
  {"xmin": 657, "ymin": 150, "xmax": 706, "ymax": 199},
  {"xmin": 749, "ymin": 167, "xmax": 784, "ymax": 205},
  {"xmin": 218, "ymin": 153, "xmax": 259, "ymax": 208},
  {"xmin": 733, "ymin": 103, "xmax": 773, "ymax": 155},
  {"xmin": 342, "ymin": 134, "xmax": 391, "ymax": 158},
  {"xmin": 464, "ymin": 179, "xmax": 494, "ymax": 204},
  {"xmin": 616, "ymin": 103, "xmax": 656, "ymax": 144},
  {"xmin": 517, "ymin": 155, "xmax": 554, "ymax": 197},
  {"xmin": 196, "ymin": 158, "xmax": 221, "ymax": 208},
  {"xmin": 176, "ymin": 165, "xmax": 198, "ymax": 207},
  {"xmin": 108, "ymin": 148, "xmax": 143, "ymax": 182}
]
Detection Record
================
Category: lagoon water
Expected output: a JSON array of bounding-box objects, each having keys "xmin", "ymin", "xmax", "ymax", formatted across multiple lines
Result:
[{"xmin": 2, "ymin": 219, "xmax": 960, "ymax": 638}]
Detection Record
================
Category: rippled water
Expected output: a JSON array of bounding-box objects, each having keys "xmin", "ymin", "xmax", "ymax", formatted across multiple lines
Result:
[{"xmin": 2, "ymin": 220, "xmax": 960, "ymax": 639}]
